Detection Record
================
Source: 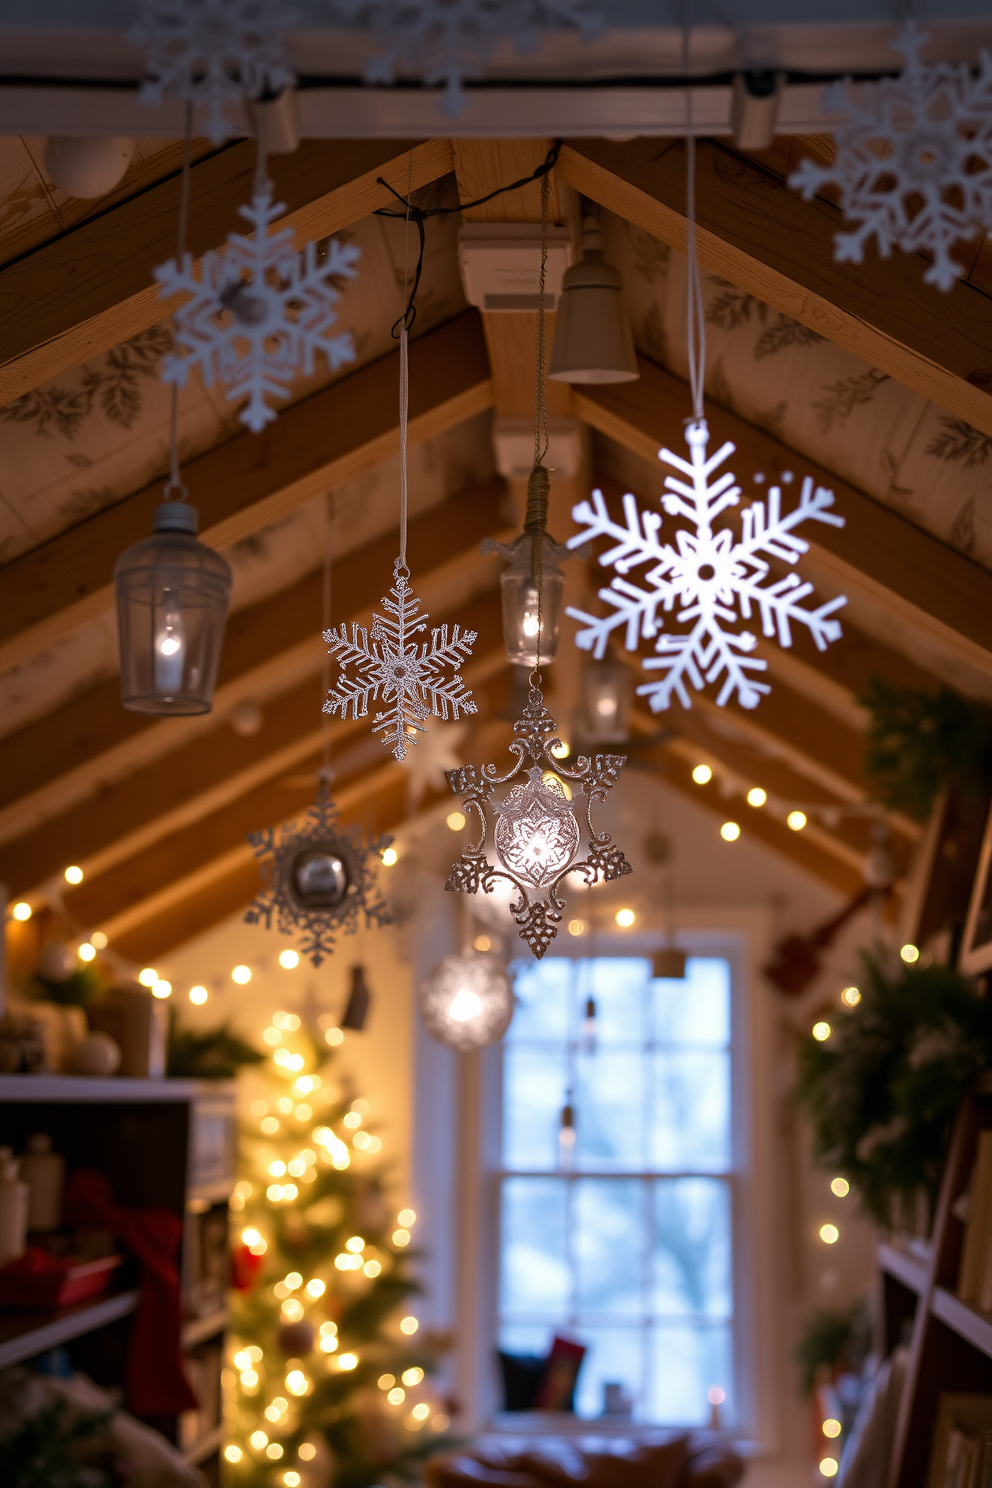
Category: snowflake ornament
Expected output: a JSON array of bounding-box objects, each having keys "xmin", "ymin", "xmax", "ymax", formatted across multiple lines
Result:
[
  {"xmin": 331, "ymin": 0, "xmax": 603, "ymax": 116},
  {"xmin": 566, "ymin": 420, "xmax": 846, "ymax": 712},
  {"xmin": 131, "ymin": 0, "xmax": 297, "ymax": 146},
  {"xmin": 445, "ymin": 683, "xmax": 631, "ymax": 959},
  {"xmin": 244, "ymin": 775, "xmax": 392, "ymax": 967},
  {"xmin": 789, "ymin": 23, "xmax": 992, "ymax": 292},
  {"xmin": 323, "ymin": 560, "xmax": 477, "ymax": 761},
  {"xmin": 155, "ymin": 180, "xmax": 360, "ymax": 433}
]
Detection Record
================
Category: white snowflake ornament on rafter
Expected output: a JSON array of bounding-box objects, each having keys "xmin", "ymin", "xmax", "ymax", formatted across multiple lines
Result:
[
  {"xmin": 323, "ymin": 560, "xmax": 477, "ymax": 761},
  {"xmin": 155, "ymin": 180, "xmax": 360, "ymax": 433},
  {"xmin": 131, "ymin": 0, "xmax": 297, "ymax": 146},
  {"xmin": 566, "ymin": 420, "xmax": 847, "ymax": 712},
  {"xmin": 331, "ymin": 0, "xmax": 603, "ymax": 116},
  {"xmin": 789, "ymin": 23, "xmax": 992, "ymax": 292}
]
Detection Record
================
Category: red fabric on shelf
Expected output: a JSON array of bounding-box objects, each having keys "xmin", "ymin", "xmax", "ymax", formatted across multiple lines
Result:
[{"xmin": 63, "ymin": 1168, "xmax": 197, "ymax": 1416}]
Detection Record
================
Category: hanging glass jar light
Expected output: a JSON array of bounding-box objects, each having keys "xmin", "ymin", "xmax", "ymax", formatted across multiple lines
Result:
[
  {"xmin": 418, "ymin": 953, "xmax": 515, "ymax": 1051},
  {"xmin": 580, "ymin": 653, "xmax": 634, "ymax": 744},
  {"xmin": 114, "ymin": 500, "xmax": 232, "ymax": 715},
  {"xmin": 482, "ymin": 464, "xmax": 576, "ymax": 667}
]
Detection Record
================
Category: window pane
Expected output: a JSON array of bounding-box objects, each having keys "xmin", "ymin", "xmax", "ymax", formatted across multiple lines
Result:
[
  {"xmin": 574, "ymin": 1179, "xmax": 644, "ymax": 1316},
  {"xmin": 647, "ymin": 1323, "xmax": 734, "ymax": 1427},
  {"xmin": 500, "ymin": 1177, "xmax": 570, "ymax": 1318},
  {"xmin": 651, "ymin": 1051, "xmax": 731, "ymax": 1172},
  {"xmin": 507, "ymin": 957, "xmax": 572, "ymax": 1041},
  {"xmin": 653, "ymin": 1179, "xmax": 732, "ymax": 1319},
  {"xmin": 585, "ymin": 958, "xmax": 647, "ymax": 1044},
  {"xmin": 503, "ymin": 1046, "xmax": 568, "ymax": 1170},
  {"xmin": 575, "ymin": 1051, "xmax": 645, "ymax": 1170},
  {"xmin": 653, "ymin": 957, "xmax": 730, "ymax": 1046},
  {"xmin": 572, "ymin": 1324, "xmax": 644, "ymax": 1421}
]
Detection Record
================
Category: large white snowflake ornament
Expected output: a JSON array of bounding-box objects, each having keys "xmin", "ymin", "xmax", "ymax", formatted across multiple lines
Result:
[
  {"xmin": 789, "ymin": 24, "xmax": 992, "ymax": 292},
  {"xmin": 131, "ymin": 0, "xmax": 297, "ymax": 145},
  {"xmin": 155, "ymin": 181, "xmax": 360, "ymax": 432},
  {"xmin": 566, "ymin": 421, "xmax": 847, "ymax": 712},
  {"xmin": 323, "ymin": 560, "xmax": 478, "ymax": 761},
  {"xmin": 331, "ymin": 0, "xmax": 603, "ymax": 116}
]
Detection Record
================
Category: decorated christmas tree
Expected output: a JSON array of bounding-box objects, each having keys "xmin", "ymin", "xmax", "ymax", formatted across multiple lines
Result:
[{"xmin": 224, "ymin": 1010, "xmax": 450, "ymax": 1487}]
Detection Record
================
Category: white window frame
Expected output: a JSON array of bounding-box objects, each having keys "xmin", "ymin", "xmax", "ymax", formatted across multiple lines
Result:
[{"xmin": 446, "ymin": 909, "xmax": 780, "ymax": 1454}]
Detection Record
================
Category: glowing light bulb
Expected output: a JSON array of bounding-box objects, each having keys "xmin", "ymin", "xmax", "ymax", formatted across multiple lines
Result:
[
  {"xmin": 812, "ymin": 1021, "xmax": 831, "ymax": 1041},
  {"xmin": 474, "ymin": 934, "xmax": 491, "ymax": 952},
  {"xmin": 398, "ymin": 1209, "xmax": 416, "ymax": 1226},
  {"xmin": 819, "ymin": 1224, "xmax": 839, "ymax": 1245},
  {"xmin": 232, "ymin": 964, "xmax": 252, "ymax": 984},
  {"xmin": 78, "ymin": 942, "xmax": 96, "ymax": 962},
  {"xmin": 787, "ymin": 810, "xmax": 807, "ymax": 831},
  {"xmin": 412, "ymin": 1403, "xmax": 431, "ymax": 1421},
  {"xmin": 91, "ymin": 931, "xmax": 108, "ymax": 948},
  {"xmin": 746, "ymin": 787, "xmax": 767, "ymax": 807},
  {"xmin": 692, "ymin": 764, "xmax": 712, "ymax": 785},
  {"xmin": 154, "ymin": 593, "xmax": 185, "ymax": 691},
  {"xmin": 138, "ymin": 967, "xmax": 157, "ymax": 986},
  {"xmin": 819, "ymin": 1458, "xmax": 838, "ymax": 1478},
  {"xmin": 568, "ymin": 919, "xmax": 586, "ymax": 936},
  {"xmin": 189, "ymin": 985, "xmax": 208, "ymax": 1004},
  {"xmin": 720, "ymin": 821, "xmax": 740, "ymax": 842},
  {"xmin": 400, "ymin": 1316, "xmax": 419, "ymax": 1335},
  {"xmin": 388, "ymin": 1386, "xmax": 406, "ymax": 1404},
  {"xmin": 449, "ymin": 988, "xmax": 484, "ymax": 1022},
  {"xmin": 615, "ymin": 908, "xmax": 635, "ymax": 928},
  {"xmin": 224, "ymin": 1445, "xmax": 243, "ymax": 1462},
  {"xmin": 64, "ymin": 865, "xmax": 84, "ymax": 885},
  {"xmin": 841, "ymin": 986, "xmax": 861, "ymax": 1007},
  {"xmin": 447, "ymin": 811, "xmax": 466, "ymax": 831},
  {"xmin": 830, "ymin": 1177, "xmax": 850, "ymax": 1197},
  {"xmin": 522, "ymin": 612, "xmax": 540, "ymax": 638},
  {"xmin": 403, "ymin": 1367, "xmax": 424, "ymax": 1386},
  {"xmin": 707, "ymin": 1386, "xmax": 726, "ymax": 1405},
  {"xmin": 337, "ymin": 1352, "xmax": 358, "ymax": 1370},
  {"xmin": 822, "ymin": 1419, "xmax": 842, "ymax": 1438},
  {"xmin": 12, "ymin": 902, "xmax": 32, "ymax": 921},
  {"xmin": 152, "ymin": 979, "xmax": 172, "ymax": 999},
  {"xmin": 279, "ymin": 949, "xmax": 300, "ymax": 969},
  {"xmin": 900, "ymin": 943, "xmax": 920, "ymax": 964},
  {"xmin": 382, "ymin": 847, "xmax": 398, "ymax": 866}
]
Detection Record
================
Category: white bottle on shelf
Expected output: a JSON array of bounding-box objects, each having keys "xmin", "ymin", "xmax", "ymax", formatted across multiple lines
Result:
[
  {"xmin": 0, "ymin": 1147, "xmax": 28, "ymax": 1264},
  {"xmin": 20, "ymin": 1133, "xmax": 65, "ymax": 1232}
]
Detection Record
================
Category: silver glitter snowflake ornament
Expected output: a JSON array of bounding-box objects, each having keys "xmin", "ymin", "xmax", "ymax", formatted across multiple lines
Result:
[
  {"xmin": 331, "ymin": 0, "xmax": 604, "ymax": 116},
  {"xmin": 244, "ymin": 775, "xmax": 392, "ymax": 967},
  {"xmin": 789, "ymin": 24, "xmax": 992, "ymax": 292},
  {"xmin": 131, "ymin": 0, "xmax": 297, "ymax": 146},
  {"xmin": 155, "ymin": 180, "xmax": 360, "ymax": 432},
  {"xmin": 445, "ymin": 684, "xmax": 631, "ymax": 959},
  {"xmin": 566, "ymin": 420, "xmax": 846, "ymax": 712},
  {"xmin": 323, "ymin": 559, "xmax": 477, "ymax": 762}
]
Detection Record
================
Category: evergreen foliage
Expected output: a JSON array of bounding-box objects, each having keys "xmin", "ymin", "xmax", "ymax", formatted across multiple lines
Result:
[
  {"xmin": 861, "ymin": 678, "xmax": 992, "ymax": 820},
  {"xmin": 166, "ymin": 1016, "xmax": 265, "ymax": 1078},
  {"xmin": 0, "ymin": 1399, "xmax": 112, "ymax": 1488},
  {"xmin": 227, "ymin": 1037, "xmax": 450, "ymax": 1485},
  {"xmin": 796, "ymin": 951, "xmax": 992, "ymax": 1224},
  {"xmin": 794, "ymin": 1304, "xmax": 865, "ymax": 1398}
]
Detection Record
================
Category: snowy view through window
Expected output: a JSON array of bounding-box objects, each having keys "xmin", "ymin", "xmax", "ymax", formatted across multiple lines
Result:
[{"xmin": 499, "ymin": 956, "xmax": 735, "ymax": 1425}]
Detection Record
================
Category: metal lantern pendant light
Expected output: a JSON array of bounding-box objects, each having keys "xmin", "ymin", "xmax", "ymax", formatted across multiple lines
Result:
[
  {"xmin": 419, "ymin": 952, "xmax": 515, "ymax": 1052},
  {"xmin": 580, "ymin": 652, "xmax": 633, "ymax": 745},
  {"xmin": 115, "ymin": 500, "xmax": 232, "ymax": 714},
  {"xmin": 482, "ymin": 172, "xmax": 581, "ymax": 667},
  {"xmin": 114, "ymin": 115, "xmax": 232, "ymax": 715},
  {"xmin": 549, "ymin": 213, "xmax": 638, "ymax": 385}
]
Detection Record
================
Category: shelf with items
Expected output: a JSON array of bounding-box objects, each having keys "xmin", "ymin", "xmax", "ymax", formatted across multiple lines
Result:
[
  {"xmin": 0, "ymin": 1288, "xmax": 139, "ymax": 1369},
  {"xmin": 878, "ymin": 1239, "xmax": 930, "ymax": 1297},
  {"xmin": 931, "ymin": 1288, "xmax": 992, "ymax": 1364}
]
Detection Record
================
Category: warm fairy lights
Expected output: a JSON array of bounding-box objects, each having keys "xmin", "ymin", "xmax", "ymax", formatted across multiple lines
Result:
[
  {"xmin": 446, "ymin": 811, "xmax": 466, "ymax": 831},
  {"xmin": 830, "ymin": 1177, "xmax": 850, "ymax": 1198},
  {"xmin": 812, "ymin": 1021, "xmax": 832, "ymax": 1042},
  {"xmin": 746, "ymin": 787, "xmax": 767, "ymax": 807},
  {"xmin": 189, "ymin": 985, "xmax": 208, "ymax": 1004},
  {"xmin": 841, "ymin": 986, "xmax": 861, "ymax": 1007},
  {"xmin": 720, "ymin": 822, "xmax": 740, "ymax": 842},
  {"xmin": 381, "ymin": 846, "xmax": 399, "ymax": 866},
  {"xmin": 64, "ymin": 865, "xmax": 84, "ymax": 884},
  {"xmin": 615, "ymin": 908, "xmax": 635, "ymax": 928},
  {"xmin": 78, "ymin": 942, "xmax": 97, "ymax": 962},
  {"xmin": 232, "ymin": 963, "xmax": 252, "ymax": 983},
  {"xmin": 278, "ymin": 949, "xmax": 300, "ymax": 969},
  {"xmin": 138, "ymin": 967, "xmax": 158, "ymax": 986},
  {"xmin": 692, "ymin": 764, "xmax": 712, "ymax": 785},
  {"xmin": 900, "ymin": 943, "xmax": 920, "ymax": 963},
  {"xmin": 819, "ymin": 1224, "xmax": 840, "ymax": 1245},
  {"xmin": 787, "ymin": 810, "xmax": 807, "ymax": 832}
]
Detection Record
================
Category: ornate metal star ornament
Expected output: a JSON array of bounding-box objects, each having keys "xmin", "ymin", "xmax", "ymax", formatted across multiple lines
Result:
[
  {"xmin": 445, "ymin": 682, "xmax": 631, "ymax": 959},
  {"xmin": 244, "ymin": 774, "xmax": 392, "ymax": 966}
]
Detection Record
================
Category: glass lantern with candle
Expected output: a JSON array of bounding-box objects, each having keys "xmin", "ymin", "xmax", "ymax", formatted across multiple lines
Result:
[{"xmin": 114, "ymin": 501, "xmax": 232, "ymax": 715}]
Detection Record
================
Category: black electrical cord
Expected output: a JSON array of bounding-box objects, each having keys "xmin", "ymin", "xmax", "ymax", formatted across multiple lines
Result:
[{"xmin": 373, "ymin": 138, "xmax": 562, "ymax": 336}]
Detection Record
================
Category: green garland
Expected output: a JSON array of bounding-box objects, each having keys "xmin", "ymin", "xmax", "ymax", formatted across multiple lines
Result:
[
  {"xmin": 861, "ymin": 678, "xmax": 992, "ymax": 821},
  {"xmin": 796, "ymin": 952, "xmax": 992, "ymax": 1225},
  {"xmin": 166, "ymin": 1015, "xmax": 265, "ymax": 1078}
]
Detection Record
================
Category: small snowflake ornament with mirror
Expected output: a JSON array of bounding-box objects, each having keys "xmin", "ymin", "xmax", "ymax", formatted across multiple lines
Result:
[
  {"xmin": 323, "ymin": 200, "xmax": 478, "ymax": 759},
  {"xmin": 445, "ymin": 171, "xmax": 631, "ymax": 960},
  {"xmin": 567, "ymin": 124, "xmax": 848, "ymax": 712}
]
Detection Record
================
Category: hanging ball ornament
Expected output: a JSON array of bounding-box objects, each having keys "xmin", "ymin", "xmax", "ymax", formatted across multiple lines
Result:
[
  {"xmin": 419, "ymin": 954, "xmax": 515, "ymax": 1051},
  {"xmin": 43, "ymin": 137, "xmax": 134, "ymax": 199}
]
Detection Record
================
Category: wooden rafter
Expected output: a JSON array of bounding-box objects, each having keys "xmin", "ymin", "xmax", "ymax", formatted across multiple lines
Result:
[
  {"xmin": 0, "ymin": 309, "xmax": 492, "ymax": 675},
  {"xmin": 557, "ymin": 137, "xmax": 992, "ymax": 436},
  {"xmin": 1, "ymin": 589, "xmax": 504, "ymax": 901},
  {"xmin": 575, "ymin": 356, "xmax": 992, "ymax": 679},
  {"xmin": 0, "ymin": 137, "xmax": 455, "ymax": 406}
]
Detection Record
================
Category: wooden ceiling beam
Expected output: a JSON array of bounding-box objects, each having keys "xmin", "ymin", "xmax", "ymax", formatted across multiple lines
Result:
[
  {"xmin": 1, "ymin": 590, "xmax": 504, "ymax": 901},
  {"xmin": 0, "ymin": 309, "xmax": 492, "ymax": 675},
  {"xmin": 0, "ymin": 473, "xmax": 510, "ymax": 843},
  {"xmin": 0, "ymin": 138, "xmax": 454, "ymax": 406},
  {"xmin": 557, "ymin": 137, "xmax": 992, "ymax": 436},
  {"xmin": 577, "ymin": 355, "xmax": 992, "ymax": 679}
]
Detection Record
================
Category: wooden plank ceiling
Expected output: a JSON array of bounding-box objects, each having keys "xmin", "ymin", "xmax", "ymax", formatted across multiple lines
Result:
[{"xmin": 3, "ymin": 132, "xmax": 991, "ymax": 964}]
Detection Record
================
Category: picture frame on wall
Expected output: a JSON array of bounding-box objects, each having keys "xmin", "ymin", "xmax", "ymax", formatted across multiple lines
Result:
[{"xmin": 960, "ymin": 797, "xmax": 992, "ymax": 976}]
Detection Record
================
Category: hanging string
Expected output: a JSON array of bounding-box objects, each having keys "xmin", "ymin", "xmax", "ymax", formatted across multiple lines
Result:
[
  {"xmin": 682, "ymin": 5, "xmax": 706, "ymax": 425},
  {"xmin": 321, "ymin": 492, "xmax": 333, "ymax": 782},
  {"xmin": 397, "ymin": 150, "xmax": 414, "ymax": 573},
  {"xmin": 530, "ymin": 165, "xmax": 552, "ymax": 690},
  {"xmin": 165, "ymin": 102, "xmax": 193, "ymax": 501}
]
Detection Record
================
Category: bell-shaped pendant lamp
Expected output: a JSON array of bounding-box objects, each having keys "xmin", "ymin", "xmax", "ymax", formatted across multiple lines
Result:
[
  {"xmin": 482, "ymin": 464, "xmax": 574, "ymax": 667},
  {"xmin": 548, "ymin": 215, "xmax": 638, "ymax": 385},
  {"xmin": 114, "ymin": 501, "xmax": 232, "ymax": 715},
  {"xmin": 580, "ymin": 653, "xmax": 634, "ymax": 744}
]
